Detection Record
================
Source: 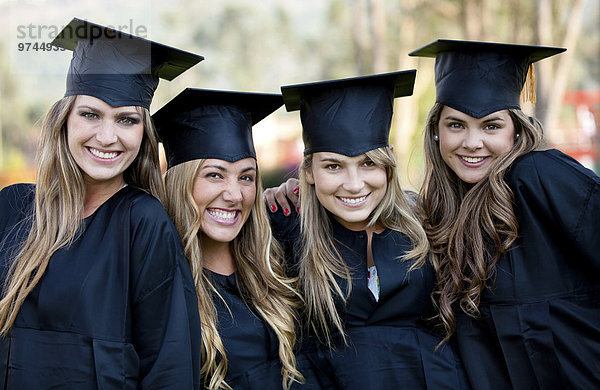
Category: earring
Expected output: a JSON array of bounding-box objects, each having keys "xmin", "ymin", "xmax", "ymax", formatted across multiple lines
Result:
[
  {"xmin": 515, "ymin": 133, "xmax": 520, "ymax": 139},
  {"xmin": 433, "ymin": 134, "xmax": 439, "ymax": 141}
]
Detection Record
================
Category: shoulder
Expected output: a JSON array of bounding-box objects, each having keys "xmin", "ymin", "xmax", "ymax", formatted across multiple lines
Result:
[
  {"xmin": 0, "ymin": 183, "xmax": 35, "ymax": 223},
  {"xmin": 119, "ymin": 187, "xmax": 173, "ymax": 225},
  {"xmin": 507, "ymin": 149, "xmax": 599, "ymax": 187},
  {"xmin": 0, "ymin": 183, "xmax": 35, "ymax": 207}
]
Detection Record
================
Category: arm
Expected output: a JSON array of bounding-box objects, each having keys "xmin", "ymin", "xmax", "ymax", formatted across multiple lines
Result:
[
  {"xmin": 263, "ymin": 178, "xmax": 300, "ymax": 216},
  {"xmin": 510, "ymin": 150, "xmax": 600, "ymax": 269},
  {"xmin": 129, "ymin": 201, "xmax": 201, "ymax": 389}
]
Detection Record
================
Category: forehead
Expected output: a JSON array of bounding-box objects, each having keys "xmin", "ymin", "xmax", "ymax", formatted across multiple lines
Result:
[
  {"xmin": 73, "ymin": 95, "xmax": 143, "ymax": 114},
  {"xmin": 440, "ymin": 105, "xmax": 511, "ymax": 121},
  {"xmin": 200, "ymin": 157, "xmax": 257, "ymax": 170},
  {"xmin": 313, "ymin": 152, "xmax": 366, "ymax": 162}
]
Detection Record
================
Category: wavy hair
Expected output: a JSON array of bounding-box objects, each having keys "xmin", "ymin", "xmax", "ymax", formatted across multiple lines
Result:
[
  {"xmin": 418, "ymin": 103, "xmax": 543, "ymax": 342},
  {"xmin": 298, "ymin": 146, "xmax": 429, "ymax": 348},
  {"xmin": 0, "ymin": 95, "xmax": 163, "ymax": 336},
  {"xmin": 164, "ymin": 159, "xmax": 303, "ymax": 390}
]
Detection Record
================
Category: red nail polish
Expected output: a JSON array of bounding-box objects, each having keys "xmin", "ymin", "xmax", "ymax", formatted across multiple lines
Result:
[
  {"xmin": 293, "ymin": 186, "xmax": 300, "ymax": 195},
  {"xmin": 296, "ymin": 207, "xmax": 300, "ymax": 213},
  {"xmin": 284, "ymin": 208, "xmax": 290, "ymax": 216},
  {"xmin": 270, "ymin": 205, "xmax": 276, "ymax": 212}
]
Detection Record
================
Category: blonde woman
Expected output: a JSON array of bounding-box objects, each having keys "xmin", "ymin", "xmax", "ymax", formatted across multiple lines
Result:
[
  {"xmin": 267, "ymin": 71, "xmax": 470, "ymax": 389},
  {"xmin": 0, "ymin": 19, "xmax": 202, "ymax": 388},
  {"xmin": 155, "ymin": 89, "xmax": 323, "ymax": 390},
  {"xmin": 411, "ymin": 40, "xmax": 600, "ymax": 389}
]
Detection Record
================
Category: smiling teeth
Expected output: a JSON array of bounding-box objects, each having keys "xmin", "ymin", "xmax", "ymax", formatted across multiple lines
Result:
[
  {"xmin": 90, "ymin": 148, "xmax": 119, "ymax": 159},
  {"xmin": 462, "ymin": 156, "xmax": 484, "ymax": 163},
  {"xmin": 339, "ymin": 195, "xmax": 367, "ymax": 204},
  {"xmin": 208, "ymin": 209, "xmax": 237, "ymax": 220}
]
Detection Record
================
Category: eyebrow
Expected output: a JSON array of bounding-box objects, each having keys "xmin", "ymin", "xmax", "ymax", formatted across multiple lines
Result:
[
  {"xmin": 443, "ymin": 116, "xmax": 466, "ymax": 122},
  {"xmin": 200, "ymin": 165, "xmax": 257, "ymax": 173},
  {"xmin": 481, "ymin": 116, "xmax": 505, "ymax": 123},
  {"xmin": 75, "ymin": 105, "xmax": 141, "ymax": 118},
  {"xmin": 319, "ymin": 157, "xmax": 343, "ymax": 163}
]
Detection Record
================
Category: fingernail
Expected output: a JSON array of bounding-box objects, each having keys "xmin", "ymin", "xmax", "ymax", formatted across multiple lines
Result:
[
  {"xmin": 296, "ymin": 207, "xmax": 300, "ymax": 213},
  {"xmin": 284, "ymin": 208, "xmax": 290, "ymax": 216},
  {"xmin": 293, "ymin": 186, "xmax": 300, "ymax": 195},
  {"xmin": 270, "ymin": 205, "xmax": 277, "ymax": 212}
]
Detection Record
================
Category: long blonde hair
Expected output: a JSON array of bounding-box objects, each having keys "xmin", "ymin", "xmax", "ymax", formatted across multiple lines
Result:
[
  {"xmin": 0, "ymin": 95, "xmax": 164, "ymax": 336},
  {"xmin": 419, "ymin": 103, "xmax": 543, "ymax": 342},
  {"xmin": 164, "ymin": 159, "xmax": 303, "ymax": 390},
  {"xmin": 298, "ymin": 146, "xmax": 429, "ymax": 348}
]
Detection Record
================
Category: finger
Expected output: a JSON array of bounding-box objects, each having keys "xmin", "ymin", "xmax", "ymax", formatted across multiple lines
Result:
[{"xmin": 263, "ymin": 187, "xmax": 279, "ymax": 212}]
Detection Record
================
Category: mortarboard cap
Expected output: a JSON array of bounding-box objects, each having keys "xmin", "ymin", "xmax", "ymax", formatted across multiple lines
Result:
[
  {"xmin": 51, "ymin": 18, "xmax": 204, "ymax": 109},
  {"xmin": 281, "ymin": 70, "xmax": 416, "ymax": 157},
  {"xmin": 153, "ymin": 88, "xmax": 283, "ymax": 169},
  {"xmin": 409, "ymin": 39, "xmax": 565, "ymax": 118}
]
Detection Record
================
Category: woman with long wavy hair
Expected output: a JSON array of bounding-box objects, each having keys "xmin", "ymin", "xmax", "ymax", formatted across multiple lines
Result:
[
  {"xmin": 267, "ymin": 71, "xmax": 470, "ymax": 389},
  {"xmin": 0, "ymin": 19, "xmax": 202, "ymax": 388},
  {"xmin": 411, "ymin": 39, "xmax": 600, "ymax": 389},
  {"xmin": 156, "ymin": 89, "xmax": 320, "ymax": 390}
]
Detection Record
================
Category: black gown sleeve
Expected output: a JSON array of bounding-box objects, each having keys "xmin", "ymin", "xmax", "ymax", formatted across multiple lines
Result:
[
  {"xmin": 508, "ymin": 149, "xmax": 600, "ymax": 270},
  {"xmin": 128, "ymin": 197, "xmax": 201, "ymax": 389}
]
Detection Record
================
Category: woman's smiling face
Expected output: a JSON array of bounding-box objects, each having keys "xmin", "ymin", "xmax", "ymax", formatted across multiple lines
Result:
[
  {"xmin": 306, "ymin": 151, "xmax": 387, "ymax": 231},
  {"xmin": 437, "ymin": 106, "xmax": 516, "ymax": 184},
  {"xmin": 192, "ymin": 158, "xmax": 257, "ymax": 244}
]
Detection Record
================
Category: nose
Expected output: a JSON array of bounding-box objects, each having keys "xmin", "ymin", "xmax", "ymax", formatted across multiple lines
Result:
[
  {"xmin": 462, "ymin": 129, "xmax": 483, "ymax": 150},
  {"xmin": 95, "ymin": 121, "xmax": 118, "ymax": 146},
  {"xmin": 342, "ymin": 167, "xmax": 365, "ymax": 193},
  {"xmin": 222, "ymin": 182, "xmax": 243, "ymax": 204}
]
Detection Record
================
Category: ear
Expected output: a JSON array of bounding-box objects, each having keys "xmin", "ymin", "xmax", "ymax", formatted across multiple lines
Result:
[{"xmin": 305, "ymin": 167, "xmax": 315, "ymax": 185}]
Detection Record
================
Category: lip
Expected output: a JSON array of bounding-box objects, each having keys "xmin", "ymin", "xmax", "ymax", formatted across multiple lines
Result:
[
  {"xmin": 458, "ymin": 155, "xmax": 488, "ymax": 167},
  {"xmin": 86, "ymin": 147, "xmax": 122, "ymax": 162},
  {"xmin": 336, "ymin": 193, "xmax": 369, "ymax": 207},
  {"xmin": 206, "ymin": 208, "xmax": 240, "ymax": 226}
]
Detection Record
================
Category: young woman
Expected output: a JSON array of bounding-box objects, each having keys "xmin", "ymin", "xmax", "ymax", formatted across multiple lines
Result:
[
  {"xmin": 268, "ymin": 71, "xmax": 471, "ymax": 389},
  {"xmin": 155, "ymin": 88, "xmax": 322, "ymax": 390},
  {"xmin": 410, "ymin": 39, "xmax": 600, "ymax": 389},
  {"xmin": 0, "ymin": 19, "xmax": 203, "ymax": 388}
]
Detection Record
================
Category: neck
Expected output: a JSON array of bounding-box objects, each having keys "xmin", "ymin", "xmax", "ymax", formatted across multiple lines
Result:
[
  {"xmin": 201, "ymin": 237, "xmax": 236, "ymax": 276},
  {"xmin": 334, "ymin": 215, "xmax": 385, "ymax": 235},
  {"xmin": 83, "ymin": 177, "xmax": 126, "ymax": 218}
]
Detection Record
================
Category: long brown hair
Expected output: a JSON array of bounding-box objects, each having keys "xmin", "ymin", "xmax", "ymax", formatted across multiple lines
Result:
[
  {"xmin": 419, "ymin": 103, "xmax": 544, "ymax": 342},
  {"xmin": 0, "ymin": 95, "xmax": 163, "ymax": 336},
  {"xmin": 164, "ymin": 160, "xmax": 303, "ymax": 390},
  {"xmin": 298, "ymin": 146, "xmax": 429, "ymax": 348}
]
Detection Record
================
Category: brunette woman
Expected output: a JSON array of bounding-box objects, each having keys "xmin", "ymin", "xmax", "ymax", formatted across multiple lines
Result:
[
  {"xmin": 410, "ymin": 39, "xmax": 600, "ymax": 389},
  {"xmin": 0, "ymin": 18, "xmax": 202, "ymax": 388}
]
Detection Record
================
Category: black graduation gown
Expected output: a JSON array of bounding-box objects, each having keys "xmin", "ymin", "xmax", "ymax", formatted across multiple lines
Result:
[
  {"xmin": 0, "ymin": 183, "xmax": 201, "ymax": 389},
  {"xmin": 455, "ymin": 149, "xmax": 600, "ymax": 390},
  {"xmin": 271, "ymin": 210, "xmax": 470, "ymax": 390},
  {"xmin": 207, "ymin": 270, "xmax": 326, "ymax": 390}
]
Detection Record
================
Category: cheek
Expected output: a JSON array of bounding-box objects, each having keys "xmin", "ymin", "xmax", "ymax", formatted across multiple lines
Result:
[
  {"xmin": 313, "ymin": 171, "xmax": 337, "ymax": 195},
  {"xmin": 191, "ymin": 179, "xmax": 209, "ymax": 209},
  {"xmin": 242, "ymin": 185, "xmax": 257, "ymax": 208}
]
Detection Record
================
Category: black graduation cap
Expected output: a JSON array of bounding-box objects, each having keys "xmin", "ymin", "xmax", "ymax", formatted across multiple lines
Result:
[
  {"xmin": 409, "ymin": 39, "xmax": 565, "ymax": 118},
  {"xmin": 51, "ymin": 18, "xmax": 204, "ymax": 109},
  {"xmin": 281, "ymin": 70, "xmax": 416, "ymax": 157},
  {"xmin": 152, "ymin": 88, "xmax": 284, "ymax": 169}
]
